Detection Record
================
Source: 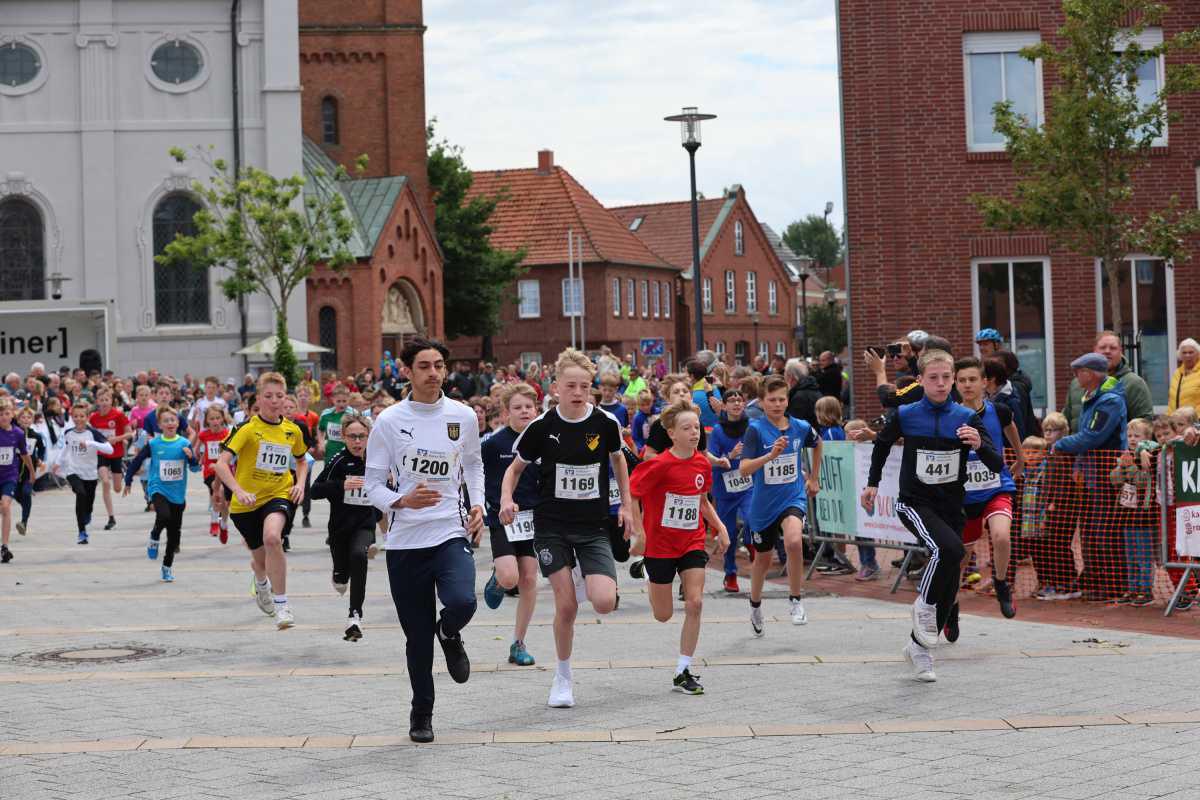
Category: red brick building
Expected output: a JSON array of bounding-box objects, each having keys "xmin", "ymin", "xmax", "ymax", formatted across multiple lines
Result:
[
  {"xmin": 612, "ymin": 187, "xmax": 799, "ymax": 365},
  {"xmin": 452, "ymin": 151, "xmax": 679, "ymax": 369},
  {"xmin": 299, "ymin": 0, "xmax": 442, "ymax": 374},
  {"xmin": 840, "ymin": 2, "xmax": 1200, "ymax": 415}
]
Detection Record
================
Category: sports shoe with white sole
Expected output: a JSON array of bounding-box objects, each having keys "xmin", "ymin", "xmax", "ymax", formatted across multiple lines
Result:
[
  {"xmin": 255, "ymin": 580, "xmax": 275, "ymax": 616},
  {"xmin": 344, "ymin": 613, "xmax": 362, "ymax": 642},
  {"xmin": 790, "ymin": 598, "xmax": 808, "ymax": 626},
  {"xmin": 910, "ymin": 599, "xmax": 940, "ymax": 648},
  {"xmin": 548, "ymin": 674, "xmax": 575, "ymax": 708},
  {"xmin": 275, "ymin": 604, "xmax": 295, "ymax": 629},
  {"xmin": 903, "ymin": 640, "xmax": 937, "ymax": 682},
  {"xmin": 750, "ymin": 604, "xmax": 765, "ymax": 637}
]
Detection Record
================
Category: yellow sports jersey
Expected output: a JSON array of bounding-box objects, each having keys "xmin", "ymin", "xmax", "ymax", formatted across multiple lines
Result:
[{"xmin": 222, "ymin": 415, "xmax": 309, "ymax": 513}]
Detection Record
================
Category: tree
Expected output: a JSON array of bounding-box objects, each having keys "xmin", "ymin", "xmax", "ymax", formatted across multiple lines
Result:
[
  {"xmin": 157, "ymin": 145, "xmax": 363, "ymax": 388},
  {"xmin": 782, "ymin": 214, "xmax": 842, "ymax": 273},
  {"xmin": 427, "ymin": 122, "xmax": 525, "ymax": 357},
  {"xmin": 972, "ymin": 0, "xmax": 1200, "ymax": 333},
  {"xmin": 806, "ymin": 302, "xmax": 848, "ymax": 356}
]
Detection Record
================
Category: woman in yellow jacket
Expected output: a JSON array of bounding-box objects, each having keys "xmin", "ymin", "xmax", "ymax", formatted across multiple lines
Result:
[{"xmin": 1169, "ymin": 338, "xmax": 1200, "ymax": 413}]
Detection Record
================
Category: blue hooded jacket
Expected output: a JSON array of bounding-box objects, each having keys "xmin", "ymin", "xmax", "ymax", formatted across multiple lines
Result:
[{"xmin": 1054, "ymin": 376, "xmax": 1127, "ymax": 487}]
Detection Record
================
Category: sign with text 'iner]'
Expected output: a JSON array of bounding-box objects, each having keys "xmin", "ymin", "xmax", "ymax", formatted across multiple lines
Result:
[{"xmin": 0, "ymin": 304, "xmax": 111, "ymax": 375}]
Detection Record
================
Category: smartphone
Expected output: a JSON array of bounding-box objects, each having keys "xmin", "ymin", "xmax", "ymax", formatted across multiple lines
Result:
[
  {"xmin": 887, "ymin": 343, "xmax": 903, "ymax": 358},
  {"xmin": 867, "ymin": 346, "xmax": 887, "ymax": 358}
]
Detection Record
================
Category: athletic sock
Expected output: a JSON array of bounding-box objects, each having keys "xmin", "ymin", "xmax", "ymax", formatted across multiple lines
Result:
[
  {"xmin": 789, "ymin": 595, "xmax": 801, "ymax": 602},
  {"xmin": 210, "ymin": 509, "xmax": 219, "ymax": 523},
  {"xmin": 556, "ymin": 659, "xmax": 572, "ymax": 680},
  {"xmin": 675, "ymin": 655, "xmax": 692, "ymax": 676},
  {"xmin": 256, "ymin": 576, "xmax": 270, "ymax": 590},
  {"xmin": 273, "ymin": 594, "xmax": 287, "ymax": 605},
  {"xmin": 749, "ymin": 599, "xmax": 762, "ymax": 608}
]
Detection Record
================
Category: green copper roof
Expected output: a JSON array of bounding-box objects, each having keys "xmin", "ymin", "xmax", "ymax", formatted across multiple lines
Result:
[
  {"xmin": 301, "ymin": 137, "xmax": 406, "ymax": 259},
  {"xmin": 699, "ymin": 195, "xmax": 736, "ymax": 264}
]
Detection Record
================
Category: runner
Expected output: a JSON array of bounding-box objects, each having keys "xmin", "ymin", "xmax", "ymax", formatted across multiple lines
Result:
[
  {"xmin": 189, "ymin": 376, "xmax": 227, "ymax": 434},
  {"xmin": 213, "ymin": 372, "xmax": 309, "ymax": 629},
  {"xmin": 737, "ymin": 375, "xmax": 822, "ymax": 633},
  {"xmin": 194, "ymin": 405, "xmax": 231, "ymax": 543},
  {"xmin": 0, "ymin": 399, "xmax": 32, "ymax": 563},
  {"xmin": 629, "ymin": 400, "xmax": 729, "ymax": 695},
  {"xmin": 14, "ymin": 406, "xmax": 44, "ymax": 538},
  {"xmin": 90, "ymin": 387, "xmax": 131, "ymax": 532},
  {"xmin": 500, "ymin": 348, "xmax": 639, "ymax": 709},
  {"xmin": 707, "ymin": 388, "xmax": 754, "ymax": 593},
  {"xmin": 54, "ymin": 400, "xmax": 115, "ymax": 545},
  {"xmin": 952, "ymin": 356, "xmax": 1025, "ymax": 635},
  {"xmin": 123, "ymin": 407, "xmax": 198, "ymax": 582},
  {"xmin": 311, "ymin": 413, "xmax": 381, "ymax": 641},
  {"xmin": 319, "ymin": 383, "xmax": 350, "ymax": 463},
  {"xmin": 295, "ymin": 384, "xmax": 320, "ymax": 528},
  {"xmin": 859, "ymin": 349, "xmax": 1004, "ymax": 682},
  {"xmin": 363, "ymin": 337, "xmax": 484, "ymax": 744}
]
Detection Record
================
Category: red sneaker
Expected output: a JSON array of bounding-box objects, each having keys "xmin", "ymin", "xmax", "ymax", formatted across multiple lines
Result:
[
  {"xmin": 723, "ymin": 574, "xmax": 739, "ymax": 593},
  {"xmin": 209, "ymin": 522, "xmax": 219, "ymax": 537},
  {"xmin": 218, "ymin": 526, "xmax": 228, "ymax": 544}
]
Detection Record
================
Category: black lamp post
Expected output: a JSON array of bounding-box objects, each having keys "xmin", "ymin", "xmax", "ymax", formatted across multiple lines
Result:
[
  {"xmin": 750, "ymin": 311, "xmax": 760, "ymax": 363},
  {"xmin": 665, "ymin": 106, "xmax": 716, "ymax": 355},
  {"xmin": 797, "ymin": 256, "xmax": 812, "ymax": 357}
]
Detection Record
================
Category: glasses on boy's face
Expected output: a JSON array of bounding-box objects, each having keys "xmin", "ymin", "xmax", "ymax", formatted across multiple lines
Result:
[{"xmin": 345, "ymin": 433, "xmax": 368, "ymax": 441}]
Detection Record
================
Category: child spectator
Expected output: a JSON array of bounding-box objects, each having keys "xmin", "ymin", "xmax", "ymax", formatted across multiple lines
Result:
[
  {"xmin": 1027, "ymin": 413, "xmax": 1081, "ymax": 599},
  {"xmin": 632, "ymin": 390, "xmax": 656, "ymax": 454},
  {"xmin": 814, "ymin": 397, "xmax": 846, "ymax": 441},
  {"xmin": 1110, "ymin": 419, "xmax": 1158, "ymax": 606}
]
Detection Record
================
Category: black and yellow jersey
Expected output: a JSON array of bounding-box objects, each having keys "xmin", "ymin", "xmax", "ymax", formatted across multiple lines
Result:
[{"xmin": 221, "ymin": 415, "xmax": 309, "ymax": 513}]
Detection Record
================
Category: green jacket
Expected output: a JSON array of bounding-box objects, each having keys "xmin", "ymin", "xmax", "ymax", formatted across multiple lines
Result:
[{"xmin": 1063, "ymin": 357, "xmax": 1153, "ymax": 432}]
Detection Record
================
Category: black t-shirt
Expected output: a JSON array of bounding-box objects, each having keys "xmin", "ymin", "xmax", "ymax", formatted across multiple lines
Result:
[
  {"xmin": 645, "ymin": 419, "xmax": 707, "ymax": 454},
  {"xmin": 515, "ymin": 405, "xmax": 621, "ymax": 525}
]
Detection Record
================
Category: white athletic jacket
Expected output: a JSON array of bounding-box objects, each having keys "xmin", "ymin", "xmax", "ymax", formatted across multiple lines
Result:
[{"xmin": 53, "ymin": 426, "xmax": 115, "ymax": 481}]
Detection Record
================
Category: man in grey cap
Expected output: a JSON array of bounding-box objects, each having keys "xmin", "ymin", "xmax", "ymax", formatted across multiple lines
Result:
[
  {"xmin": 1062, "ymin": 332, "xmax": 1152, "ymax": 431},
  {"xmin": 1053, "ymin": 351, "xmax": 1128, "ymax": 602}
]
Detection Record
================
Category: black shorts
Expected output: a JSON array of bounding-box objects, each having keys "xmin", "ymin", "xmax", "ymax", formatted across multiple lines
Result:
[
  {"xmin": 533, "ymin": 520, "xmax": 617, "ymax": 580},
  {"xmin": 97, "ymin": 455, "xmax": 123, "ymax": 473},
  {"xmin": 606, "ymin": 515, "xmax": 630, "ymax": 563},
  {"xmin": 751, "ymin": 508, "xmax": 805, "ymax": 553},
  {"xmin": 230, "ymin": 498, "xmax": 294, "ymax": 550},
  {"xmin": 489, "ymin": 524, "xmax": 536, "ymax": 560},
  {"xmin": 644, "ymin": 550, "xmax": 709, "ymax": 584},
  {"xmin": 204, "ymin": 474, "xmax": 216, "ymax": 492}
]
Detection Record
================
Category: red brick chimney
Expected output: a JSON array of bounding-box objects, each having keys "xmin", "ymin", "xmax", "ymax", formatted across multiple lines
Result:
[{"xmin": 536, "ymin": 149, "xmax": 554, "ymax": 174}]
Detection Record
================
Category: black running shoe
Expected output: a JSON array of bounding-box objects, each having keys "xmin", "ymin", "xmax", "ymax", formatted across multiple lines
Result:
[
  {"xmin": 409, "ymin": 711, "xmax": 434, "ymax": 743},
  {"xmin": 629, "ymin": 559, "xmax": 646, "ymax": 580},
  {"xmin": 943, "ymin": 603, "xmax": 960, "ymax": 643},
  {"xmin": 0, "ymin": 545, "xmax": 11, "ymax": 564},
  {"xmin": 344, "ymin": 615, "xmax": 363, "ymax": 642},
  {"xmin": 301, "ymin": 516, "xmax": 311, "ymax": 528},
  {"xmin": 995, "ymin": 579, "xmax": 1016, "ymax": 619},
  {"xmin": 672, "ymin": 669, "xmax": 704, "ymax": 695},
  {"xmin": 436, "ymin": 621, "xmax": 471, "ymax": 683},
  {"xmin": 104, "ymin": 517, "xmax": 116, "ymax": 531},
  {"xmin": 282, "ymin": 536, "xmax": 291, "ymax": 552}
]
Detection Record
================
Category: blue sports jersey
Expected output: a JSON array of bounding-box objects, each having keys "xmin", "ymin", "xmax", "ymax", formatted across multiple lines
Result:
[
  {"xmin": 599, "ymin": 401, "xmax": 628, "ymax": 429},
  {"xmin": 742, "ymin": 415, "xmax": 818, "ymax": 531},
  {"xmin": 632, "ymin": 410, "xmax": 653, "ymax": 451},
  {"xmin": 963, "ymin": 400, "xmax": 1016, "ymax": 505},
  {"xmin": 692, "ymin": 386, "xmax": 723, "ymax": 429},
  {"xmin": 708, "ymin": 421, "xmax": 753, "ymax": 509},
  {"xmin": 481, "ymin": 425, "xmax": 541, "ymax": 529},
  {"xmin": 124, "ymin": 434, "xmax": 197, "ymax": 506}
]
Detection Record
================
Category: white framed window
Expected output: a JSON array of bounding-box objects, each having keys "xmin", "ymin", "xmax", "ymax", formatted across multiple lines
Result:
[
  {"xmin": 963, "ymin": 32, "xmax": 1044, "ymax": 152},
  {"xmin": 971, "ymin": 258, "xmax": 1055, "ymax": 411},
  {"xmin": 145, "ymin": 34, "xmax": 211, "ymax": 95},
  {"xmin": 662, "ymin": 281, "xmax": 671, "ymax": 318},
  {"xmin": 715, "ymin": 341, "xmax": 726, "ymax": 357},
  {"xmin": 776, "ymin": 341, "xmax": 786, "ymax": 358},
  {"xmin": 702, "ymin": 277, "xmax": 712, "ymax": 313},
  {"xmin": 724, "ymin": 270, "xmax": 736, "ymax": 312},
  {"xmin": 1095, "ymin": 255, "xmax": 1175, "ymax": 408},
  {"xmin": 758, "ymin": 341, "xmax": 769, "ymax": 359},
  {"xmin": 561, "ymin": 277, "xmax": 582, "ymax": 317},
  {"xmin": 520, "ymin": 352, "xmax": 542, "ymax": 370},
  {"xmin": 517, "ymin": 279, "xmax": 540, "ymax": 318},
  {"xmin": 1118, "ymin": 28, "xmax": 1167, "ymax": 145},
  {"xmin": 652, "ymin": 280, "xmax": 660, "ymax": 317},
  {"xmin": 640, "ymin": 280, "xmax": 649, "ymax": 318},
  {"xmin": 734, "ymin": 340, "xmax": 748, "ymax": 365},
  {"xmin": 768, "ymin": 280, "xmax": 778, "ymax": 314},
  {"xmin": 734, "ymin": 220, "xmax": 744, "ymax": 256},
  {"xmin": 612, "ymin": 278, "xmax": 621, "ymax": 317},
  {"xmin": 626, "ymin": 278, "xmax": 635, "ymax": 318},
  {"xmin": 746, "ymin": 271, "xmax": 758, "ymax": 313}
]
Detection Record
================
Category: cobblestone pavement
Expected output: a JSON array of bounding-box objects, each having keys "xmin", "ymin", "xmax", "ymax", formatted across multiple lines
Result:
[{"xmin": 2, "ymin": 481, "xmax": 1200, "ymax": 799}]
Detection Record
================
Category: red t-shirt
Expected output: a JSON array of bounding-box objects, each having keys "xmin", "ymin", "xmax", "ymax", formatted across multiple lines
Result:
[
  {"xmin": 629, "ymin": 449, "xmax": 712, "ymax": 558},
  {"xmin": 89, "ymin": 408, "xmax": 130, "ymax": 458},
  {"xmin": 197, "ymin": 428, "xmax": 229, "ymax": 478}
]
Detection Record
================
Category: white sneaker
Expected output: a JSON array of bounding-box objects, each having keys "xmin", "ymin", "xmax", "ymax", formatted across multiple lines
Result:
[
  {"xmin": 333, "ymin": 581, "xmax": 348, "ymax": 596},
  {"xmin": 571, "ymin": 564, "xmax": 587, "ymax": 604},
  {"xmin": 275, "ymin": 604, "xmax": 295, "ymax": 630},
  {"xmin": 750, "ymin": 604, "xmax": 765, "ymax": 637},
  {"xmin": 548, "ymin": 673, "xmax": 575, "ymax": 708},
  {"xmin": 255, "ymin": 580, "xmax": 275, "ymax": 616},
  {"xmin": 903, "ymin": 640, "xmax": 937, "ymax": 682},
  {"xmin": 790, "ymin": 598, "xmax": 808, "ymax": 626},
  {"xmin": 910, "ymin": 599, "xmax": 939, "ymax": 648}
]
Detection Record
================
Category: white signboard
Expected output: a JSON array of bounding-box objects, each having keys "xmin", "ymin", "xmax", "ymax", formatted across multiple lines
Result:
[
  {"xmin": 0, "ymin": 302, "xmax": 113, "ymax": 376},
  {"xmin": 853, "ymin": 444, "xmax": 918, "ymax": 545},
  {"xmin": 1175, "ymin": 505, "xmax": 1200, "ymax": 559}
]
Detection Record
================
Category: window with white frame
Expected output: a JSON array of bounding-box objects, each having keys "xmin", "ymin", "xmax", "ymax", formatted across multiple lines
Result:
[
  {"xmin": 715, "ymin": 341, "xmax": 725, "ymax": 357},
  {"xmin": 746, "ymin": 271, "xmax": 758, "ymax": 313},
  {"xmin": 517, "ymin": 279, "xmax": 540, "ymax": 318},
  {"xmin": 768, "ymin": 280, "xmax": 778, "ymax": 314},
  {"xmin": 1097, "ymin": 256, "xmax": 1173, "ymax": 406},
  {"xmin": 520, "ymin": 352, "xmax": 542, "ymax": 370},
  {"xmin": 734, "ymin": 341, "xmax": 748, "ymax": 365},
  {"xmin": 662, "ymin": 281, "xmax": 671, "ymax": 318},
  {"xmin": 652, "ymin": 281, "xmax": 660, "ymax": 317},
  {"xmin": 702, "ymin": 277, "xmax": 712, "ymax": 312},
  {"xmin": 640, "ymin": 280, "xmax": 649, "ymax": 318},
  {"xmin": 972, "ymin": 258, "xmax": 1053, "ymax": 411},
  {"xmin": 724, "ymin": 270, "xmax": 736, "ymax": 312},
  {"xmin": 561, "ymin": 277, "xmax": 582, "ymax": 317},
  {"xmin": 1117, "ymin": 28, "xmax": 1167, "ymax": 145},
  {"xmin": 734, "ymin": 220, "xmax": 744, "ymax": 255},
  {"xmin": 626, "ymin": 278, "xmax": 635, "ymax": 317},
  {"xmin": 612, "ymin": 277, "xmax": 620, "ymax": 317},
  {"xmin": 776, "ymin": 341, "xmax": 786, "ymax": 358},
  {"xmin": 758, "ymin": 341, "xmax": 769, "ymax": 359},
  {"xmin": 963, "ymin": 32, "xmax": 1043, "ymax": 152}
]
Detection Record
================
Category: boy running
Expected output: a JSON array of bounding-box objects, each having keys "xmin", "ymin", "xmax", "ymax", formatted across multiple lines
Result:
[
  {"xmin": 15, "ymin": 406, "xmax": 44, "ymax": 539},
  {"xmin": 123, "ymin": 407, "xmax": 198, "ymax": 582},
  {"xmin": 319, "ymin": 384, "xmax": 350, "ymax": 462},
  {"xmin": 707, "ymin": 388, "xmax": 753, "ymax": 593},
  {"xmin": 0, "ymin": 399, "xmax": 32, "ymax": 563}
]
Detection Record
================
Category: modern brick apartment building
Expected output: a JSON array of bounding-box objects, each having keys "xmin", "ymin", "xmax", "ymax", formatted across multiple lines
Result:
[{"xmin": 839, "ymin": 1, "xmax": 1200, "ymax": 415}]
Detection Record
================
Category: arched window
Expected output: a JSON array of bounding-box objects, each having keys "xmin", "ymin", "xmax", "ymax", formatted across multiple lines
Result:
[
  {"xmin": 321, "ymin": 96, "xmax": 339, "ymax": 145},
  {"xmin": 0, "ymin": 198, "xmax": 45, "ymax": 300},
  {"xmin": 153, "ymin": 194, "xmax": 209, "ymax": 325},
  {"xmin": 318, "ymin": 306, "xmax": 338, "ymax": 371}
]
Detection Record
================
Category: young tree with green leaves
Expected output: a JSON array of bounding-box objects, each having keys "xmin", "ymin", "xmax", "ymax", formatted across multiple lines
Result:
[
  {"xmin": 806, "ymin": 302, "xmax": 848, "ymax": 356},
  {"xmin": 783, "ymin": 214, "xmax": 842, "ymax": 273},
  {"xmin": 972, "ymin": 0, "xmax": 1200, "ymax": 333},
  {"xmin": 157, "ymin": 146, "xmax": 365, "ymax": 388},
  {"xmin": 427, "ymin": 122, "xmax": 525, "ymax": 359}
]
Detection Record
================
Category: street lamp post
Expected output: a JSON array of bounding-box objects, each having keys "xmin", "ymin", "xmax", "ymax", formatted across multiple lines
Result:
[
  {"xmin": 749, "ymin": 311, "xmax": 760, "ymax": 363},
  {"xmin": 797, "ymin": 256, "xmax": 812, "ymax": 357},
  {"xmin": 665, "ymin": 106, "xmax": 716, "ymax": 355}
]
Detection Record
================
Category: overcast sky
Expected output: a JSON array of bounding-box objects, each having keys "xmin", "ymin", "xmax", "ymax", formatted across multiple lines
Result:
[{"xmin": 424, "ymin": 0, "xmax": 842, "ymax": 236}]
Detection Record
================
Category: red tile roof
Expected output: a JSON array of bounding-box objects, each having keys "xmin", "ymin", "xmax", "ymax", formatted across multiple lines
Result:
[
  {"xmin": 609, "ymin": 198, "xmax": 728, "ymax": 270},
  {"xmin": 466, "ymin": 166, "xmax": 671, "ymax": 269}
]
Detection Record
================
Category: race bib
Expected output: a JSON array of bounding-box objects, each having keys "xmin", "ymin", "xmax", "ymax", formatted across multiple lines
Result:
[
  {"xmin": 159, "ymin": 459, "xmax": 185, "ymax": 482},
  {"xmin": 71, "ymin": 439, "xmax": 89, "ymax": 457},
  {"xmin": 326, "ymin": 422, "xmax": 342, "ymax": 442},
  {"xmin": 103, "ymin": 428, "xmax": 116, "ymax": 440},
  {"xmin": 722, "ymin": 470, "xmax": 752, "ymax": 494},
  {"xmin": 0, "ymin": 447, "xmax": 13, "ymax": 467},
  {"xmin": 255, "ymin": 441, "xmax": 291, "ymax": 475},
  {"xmin": 1119, "ymin": 482, "xmax": 1139, "ymax": 509},
  {"xmin": 965, "ymin": 459, "xmax": 1001, "ymax": 492},
  {"xmin": 24, "ymin": 438, "xmax": 34, "ymax": 455},
  {"xmin": 403, "ymin": 448, "xmax": 455, "ymax": 484},
  {"xmin": 764, "ymin": 452, "xmax": 798, "ymax": 485},
  {"xmin": 504, "ymin": 510, "xmax": 536, "ymax": 542},
  {"xmin": 344, "ymin": 484, "xmax": 371, "ymax": 506},
  {"xmin": 555, "ymin": 463, "xmax": 600, "ymax": 500},
  {"xmin": 608, "ymin": 483, "xmax": 622, "ymax": 506},
  {"xmin": 917, "ymin": 449, "xmax": 959, "ymax": 485},
  {"xmin": 661, "ymin": 492, "xmax": 701, "ymax": 529}
]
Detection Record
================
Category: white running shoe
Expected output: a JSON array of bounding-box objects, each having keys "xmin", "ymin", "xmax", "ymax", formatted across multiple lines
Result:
[
  {"xmin": 255, "ymin": 580, "xmax": 275, "ymax": 616},
  {"xmin": 275, "ymin": 604, "xmax": 295, "ymax": 630},
  {"xmin": 790, "ymin": 598, "xmax": 808, "ymax": 626},
  {"xmin": 750, "ymin": 604, "xmax": 765, "ymax": 637},
  {"xmin": 548, "ymin": 674, "xmax": 575, "ymax": 708},
  {"xmin": 333, "ymin": 581, "xmax": 348, "ymax": 596},
  {"xmin": 910, "ymin": 599, "xmax": 940, "ymax": 648},
  {"xmin": 903, "ymin": 640, "xmax": 937, "ymax": 682},
  {"xmin": 571, "ymin": 564, "xmax": 587, "ymax": 604}
]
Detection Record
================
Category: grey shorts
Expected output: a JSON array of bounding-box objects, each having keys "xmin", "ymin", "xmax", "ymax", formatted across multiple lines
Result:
[{"xmin": 533, "ymin": 521, "xmax": 617, "ymax": 581}]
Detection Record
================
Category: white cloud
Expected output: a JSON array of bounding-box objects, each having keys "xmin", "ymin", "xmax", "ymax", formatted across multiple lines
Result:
[{"xmin": 424, "ymin": 0, "xmax": 842, "ymax": 234}]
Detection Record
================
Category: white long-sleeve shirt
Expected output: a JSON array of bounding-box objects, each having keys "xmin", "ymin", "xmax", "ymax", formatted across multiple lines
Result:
[
  {"xmin": 364, "ymin": 394, "xmax": 484, "ymax": 550},
  {"xmin": 54, "ymin": 425, "xmax": 115, "ymax": 480}
]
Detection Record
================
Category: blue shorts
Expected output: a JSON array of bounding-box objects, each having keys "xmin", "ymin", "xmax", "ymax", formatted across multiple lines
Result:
[{"xmin": 0, "ymin": 481, "xmax": 18, "ymax": 499}]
